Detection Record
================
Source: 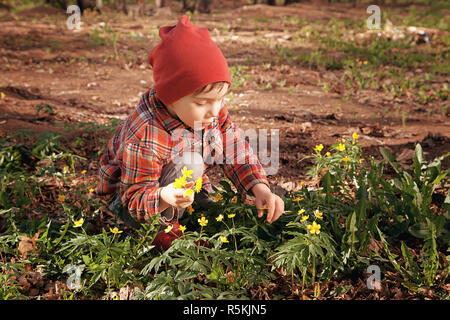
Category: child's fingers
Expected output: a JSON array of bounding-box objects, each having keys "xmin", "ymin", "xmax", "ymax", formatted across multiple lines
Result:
[
  {"xmin": 175, "ymin": 197, "xmax": 193, "ymax": 204},
  {"xmin": 257, "ymin": 209, "xmax": 264, "ymax": 218},
  {"xmin": 256, "ymin": 199, "xmax": 265, "ymax": 218},
  {"xmin": 266, "ymin": 197, "xmax": 276, "ymax": 223},
  {"xmin": 174, "ymin": 192, "xmax": 193, "ymax": 200},
  {"xmin": 175, "ymin": 195, "xmax": 194, "ymax": 207},
  {"xmin": 270, "ymin": 197, "xmax": 285, "ymax": 223}
]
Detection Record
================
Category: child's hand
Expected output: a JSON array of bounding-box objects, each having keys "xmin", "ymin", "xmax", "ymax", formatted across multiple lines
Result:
[
  {"xmin": 160, "ymin": 183, "xmax": 195, "ymax": 209},
  {"xmin": 251, "ymin": 183, "xmax": 285, "ymax": 224}
]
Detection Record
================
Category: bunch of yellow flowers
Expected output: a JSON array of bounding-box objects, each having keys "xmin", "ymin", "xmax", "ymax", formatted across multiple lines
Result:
[{"xmin": 173, "ymin": 166, "xmax": 203, "ymax": 197}]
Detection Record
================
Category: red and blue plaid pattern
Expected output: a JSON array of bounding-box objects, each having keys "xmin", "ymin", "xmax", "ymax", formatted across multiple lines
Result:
[{"xmin": 97, "ymin": 88, "xmax": 269, "ymax": 223}]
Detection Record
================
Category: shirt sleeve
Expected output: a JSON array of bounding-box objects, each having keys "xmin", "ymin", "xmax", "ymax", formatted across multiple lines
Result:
[
  {"xmin": 218, "ymin": 105, "xmax": 270, "ymax": 196},
  {"xmin": 97, "ymin": 122, "xmax": 124, "ymax": 197},
  {"xmin": 120, "ymin": 139, "xmax": 164, "ymax": 223}
]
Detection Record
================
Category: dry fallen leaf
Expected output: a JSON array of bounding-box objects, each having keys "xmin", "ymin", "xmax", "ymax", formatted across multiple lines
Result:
[
  {"xmin": 18, "ymin": 230, "xmax": 40, "ymax": 259},
  {"xmin": 119, "ymin": 285, "xmax": 135, "ymax": 300}
]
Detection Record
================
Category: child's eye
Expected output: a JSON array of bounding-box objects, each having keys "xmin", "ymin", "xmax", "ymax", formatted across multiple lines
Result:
[{"xmin": 195, "ymin": 101, "xmax": 207, "ymax": 106}]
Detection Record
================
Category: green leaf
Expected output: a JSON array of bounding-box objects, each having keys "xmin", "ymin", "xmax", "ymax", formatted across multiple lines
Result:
[
  {"xmin": 413, "ymin": 143, "xmax": 425, "ymax": 169},
  {"xmin": 408, "ymin": 222, "xmax": 428, "ymax": 239},
  {"xmin": 442, "ymin": 230, "xmax": 450, "ymax": 244},
  {"xmin": 82, "ymin": 254, "xmax": 91, "ymax": 265},
  {"xmin": 219, "ymin": 179, "xmax": 233, "ymax": 193},
  {"xmin": 376, "ymin": 226, "xmax": 406, "ymax": 278},
  {"xmin": 379, "ymin": 147, "xmax": 400, "ymax": 173},
  {"xmin": 321, "ymin": 171, "xmax": 333, "ymax": 202},
  {"xmin": 53, "ymin": 221, "xmax": 70, "ymax": 248},
  {"xmin": 431, "ymin": 169, "xmax": 449, "ymax": 187},
  {"xmin": 347, "ymin": 211, "xmax": 357, "ymax": 233},
  {"xmin": 400, "ymin": 241, "xmax": 420, "ymax": 281}
]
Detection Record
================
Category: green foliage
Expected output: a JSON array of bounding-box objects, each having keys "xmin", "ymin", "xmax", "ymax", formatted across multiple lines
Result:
[
  {"xmin": 0, "ymin": 123, "xmax": 448, "ymax": 299},
  {"xmin": 297, "ymin": 135, "xmax": 449, "ymax": 291},
  {"xmin": 377, "ymin": 144, "xmax": 449, "ymax": 238},
  {"xmin": 139, "ymin": 230, "xmax": 272, "ymax": 299},
  {"xmin": 229, "ymin": 65, "xmax": 251, "ymax": 90},
  {"xmin": 271, "ymin": 221, "xmax": 340, "ymax": 286},
  {"xmin": 0, "ymin": 261, "xmax": 28, "ymax": 300}
]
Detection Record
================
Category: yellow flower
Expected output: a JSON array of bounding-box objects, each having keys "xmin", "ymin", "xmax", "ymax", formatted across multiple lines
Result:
[
  {"xmin": 0, "ymin": 92, "xmax": 5, "ymax": 100},
  {"xmin": 301, "ymin": 215, "xmax": 309, "ymax": 222},
  {"xmin": 342, "ymin": 157, "xmax": 350, "ymax": 162},
  {"xmin": 73, "ymin": 218, "xmax": 84, "ymax": 228},
  {"xmin": 307, "ymin": 221, "xmax": 321, "ymax": 235},
  {"xmin": 57, "ymin": 194, "xmax": 66, "ymax": 202},
  {"xmin": 293, "ymin": 197, "xmax": 303, "ymax": 202},
  {"xmin": 227, "ymin": 213, "xmax": 236, "ymax": 219},
  {"xmin": 194, "ymin": 177, "xmax": 202, "ymax": 193},
  {"xmin": 164, "ymin": 224, "xmax": 173, "ymax": 233},
  {"xmin": 352, "ymin": 132, "xmax": 360, "ymax": 140},
  {"xmin": 81, "ymin": 170, "xmax": 87, "ymax": 175},
  {"xmin": 89, "ymin": 188, "xmax": 95, "ymax": 193},
  {"xmin": 179, "ymin": 225, "xmax": 186, "ymax": 233},
  {"xmin": 220, "ymin": 236, "xmax": 229, "ymax": 243},
  {"xmin": 62, "ymin": 166, "xmax": 69, "ymax": 174},
  {"xmin": 359, "ymin": 158, "xmax": 364, "ymax": 164},
  {"xmin": 198, "ymin": 216, "xmax": 208, "ymax": 227},
  {"xmin": 314, "ymin": 144, "xmax": 324, "ymax": 152},
  {"xmin": 363, "ymin": 60, "xmax": 368, "ymax": 65},
  {"xmin": 216, "ymin": 214, "xmax": 224, "ymax": 222},
  {"xmin": 337, "ymin": 143, "xmax": 345, "ymax": 152},
  {"xmin": 173, "ymin": 176, "xmax": 187, "ymax": 189},
  {"xmin": 110, "ymin": 227, "xmax": 123, "ymax": 234},
  {"xmin": 314, "ymin": 209, "xmax": 323, "ymax": 219},
  {"xmin": 326, "ymin": 152, "xmax": 331, "ymax": 157},
  {"xmin": 187, "ymin": 205, "xmax": 194, "ymax": 215},
  {"xmin": 184, "ymin": 188, "xmax": 194, "ymax": 197},
  {"xmin": 231, "ymin": 196, "xmax": 237, "ymax": 204},
  {"xmin": 212, "ymin": 193, "xmax": 223, "ymax": 201},
  {"xmin": 297, "ymin": 208, "xmax": 305, "ymax": 216},
  {"xmin": 182, "ymin": 166, "xmax": 193, "ymax": 179}
]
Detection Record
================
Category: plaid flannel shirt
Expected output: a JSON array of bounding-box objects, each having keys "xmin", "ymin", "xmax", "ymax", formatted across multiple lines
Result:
[{"xmin": 97, "ymin": 88, "xmax": 269, "ymax": 223}]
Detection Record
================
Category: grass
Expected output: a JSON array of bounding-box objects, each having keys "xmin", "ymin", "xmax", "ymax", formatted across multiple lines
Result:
[
  {"xmin": 275, "ymin": 12, "xmax": 449, "ymax": 107},
  {"xmin": 229, "ymin": 65, "xmax": 252, "ymax": 91}
]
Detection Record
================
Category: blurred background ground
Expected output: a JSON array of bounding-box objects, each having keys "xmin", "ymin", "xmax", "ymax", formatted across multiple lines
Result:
[{"xmin": 0, "ymin": 0, "xmax": 448, "ymax": 192}]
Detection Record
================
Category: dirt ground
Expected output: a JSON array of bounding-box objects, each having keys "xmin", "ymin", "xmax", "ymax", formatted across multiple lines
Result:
[{"xmin": 0, "ymin": 0, "xmax": 449, "ymax": 194}]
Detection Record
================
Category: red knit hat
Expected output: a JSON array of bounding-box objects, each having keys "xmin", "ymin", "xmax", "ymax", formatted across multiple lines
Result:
[{"xmin": 148, "ymin": 15, "xmax": 231, "ymax": 106}]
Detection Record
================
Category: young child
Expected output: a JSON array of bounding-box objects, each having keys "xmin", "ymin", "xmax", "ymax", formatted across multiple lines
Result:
[{"xmin": 96, "ymin": 15, "xmax": 284, "ymax": 245}]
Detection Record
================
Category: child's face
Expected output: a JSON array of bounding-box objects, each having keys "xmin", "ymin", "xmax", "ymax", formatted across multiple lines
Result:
[{"xmin": 166, "ymin": 84, "xmax": 229, "ymax": 130}]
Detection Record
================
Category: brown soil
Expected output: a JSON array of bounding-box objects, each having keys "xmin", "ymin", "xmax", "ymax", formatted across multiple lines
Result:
[
  {"xmin": 1, "ymin": 1, "xmax": 448, "ymax": 195},
  {"xmin": 1, "ymin": 2, "xmax": 449, "ymax": 187}
]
